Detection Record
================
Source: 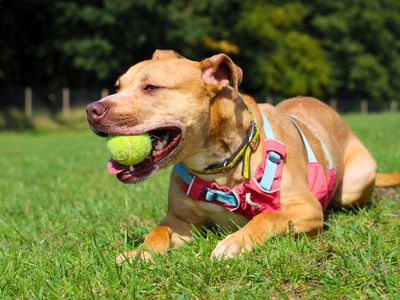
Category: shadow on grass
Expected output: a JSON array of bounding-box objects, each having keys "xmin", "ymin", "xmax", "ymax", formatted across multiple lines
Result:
[{"xmin": 322, "ymin": 186, "xmax": 399, "ymax": 230}]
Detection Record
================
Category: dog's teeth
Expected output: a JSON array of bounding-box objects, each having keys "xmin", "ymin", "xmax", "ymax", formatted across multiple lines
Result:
[
  {"xmin": 129, "ymin": 166, "xmax": 135, "ymax": 171},
  {"xmin": 155, "ymin": 140, "xmax": 167, "ymax": 150}
]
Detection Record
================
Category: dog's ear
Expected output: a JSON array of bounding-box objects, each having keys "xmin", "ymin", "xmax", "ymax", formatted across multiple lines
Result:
[
  {"xmin": 152, "ymin": 49, "xmax": 184, "ymax": 60},
  {"xmin": 200, "ymin": 53, "xmax": 243, "ymax": 100}
]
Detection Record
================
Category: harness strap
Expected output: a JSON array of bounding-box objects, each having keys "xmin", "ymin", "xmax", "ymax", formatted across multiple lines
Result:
[
  {"xmin": 259, "ymin": 150, "xmax": 281, "ymax": 191},
  {"xmin": 288, "ymin": 117, "xmax": 317, "ymax": 163},
  {"xmin": 258, "ymin": 113, "xmax": 284, "ymax": 191},
  {"xmin": 174, "ymin": 163, "xmax": 240, "ymax": 208},
  {"xmin": 320, "ymin": 138, "xmax": 334, "ymax": 169},
  {"xmin": 261, "ymin": 112, "xmax": 275, "ymax": 139},
  {"xmin": 288, "ymin": 116, "xmax": 333, "ymax": 168},
  {"xmin": 203, "ymin": 189, "xmax": 238, "ymax": 207}
]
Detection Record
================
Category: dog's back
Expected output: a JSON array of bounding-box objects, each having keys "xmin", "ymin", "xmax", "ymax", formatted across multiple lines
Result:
[{"xmin": 271, "ymin": 97, "xmax": 377, "ymax": 208}]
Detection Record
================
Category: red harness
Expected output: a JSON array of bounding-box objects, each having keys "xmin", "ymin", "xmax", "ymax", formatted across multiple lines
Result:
[{"xmin": 174, "ymin": 114, "xmax": 336, "ymax": 219}]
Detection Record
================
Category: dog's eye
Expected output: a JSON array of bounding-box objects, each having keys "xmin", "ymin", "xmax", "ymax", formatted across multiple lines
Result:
[{"xmin": 144, "ymin": 84, "xmax": 160, "ymax": 91}]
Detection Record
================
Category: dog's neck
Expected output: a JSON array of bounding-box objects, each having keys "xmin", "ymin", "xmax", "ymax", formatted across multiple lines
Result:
[{"xmin": 182, "ymin": 91, "xmax": 253, "ymax": 175}]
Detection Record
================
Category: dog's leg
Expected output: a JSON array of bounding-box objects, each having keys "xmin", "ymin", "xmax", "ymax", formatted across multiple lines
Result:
[
  {"xmin": 116, "ymin": 213, "xmax": 193, "ymax": 264},
  {"xmin": 211, "ymin": 202, "xmax": 323, "ymax": 259},
  {"xmin": 332, "ymin": 137, "xmax": 377, "ymax": 208}
]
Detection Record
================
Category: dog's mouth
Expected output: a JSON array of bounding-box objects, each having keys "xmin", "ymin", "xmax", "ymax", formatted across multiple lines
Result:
[{"xmin": 97, "ymin": 126, "xmax": 183, "ymax": 183}]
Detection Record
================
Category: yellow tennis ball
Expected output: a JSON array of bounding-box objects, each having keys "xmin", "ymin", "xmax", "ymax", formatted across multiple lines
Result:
[{"xmin": 106, "ymin": 134, "xmax": 152, "ymax": 165}]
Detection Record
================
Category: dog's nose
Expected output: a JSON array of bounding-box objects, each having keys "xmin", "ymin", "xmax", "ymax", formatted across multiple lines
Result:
[{"xmin": 86, "ymin": 102, "xmax": 107, "ymax": 121}]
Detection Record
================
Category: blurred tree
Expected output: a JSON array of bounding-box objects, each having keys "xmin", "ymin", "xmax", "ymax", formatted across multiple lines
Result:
[
  {"xmin": 0, "ymin": 0, "xmax": 399, "ymax": 109},
  {"xmin": 0, "ymin": 0, "xmax": 63, "ymax": 109},
  {"xmin": 51, "ymin": 0, "xmax": 242, "ymax": 87},
  {"xmin": 306, "ymin": 0, "xmax": 400, "ymax": 104},
  {"xmin": 0, "ymin": 0, "xmax": 58, "ymax": 87},
  {"xmin": 236, "ymin": 1, "xmax": 330, "ymax": 98}
]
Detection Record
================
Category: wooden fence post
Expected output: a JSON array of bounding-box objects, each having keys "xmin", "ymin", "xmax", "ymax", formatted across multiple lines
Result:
[
  {"xmin": 361, "ymin": 100, "xmax": 368, "ymax": 114},
  {"xmin": 390, "ymin": 100, "xmax": 398, "ymax": 113},
  {"xmin": 330, "ymin": 98, "xmax": 337, "ymax": 111},
  {"xmin": 62, "ymin": 87, "xmax": 70, "ymax": 118},
  {"xmin": 24, "ymin": 87, "xmax": 33, "ymax": 118},
  {"xmin": 101, "ymin": 88, "xmax": 109, "ymax": 98}
]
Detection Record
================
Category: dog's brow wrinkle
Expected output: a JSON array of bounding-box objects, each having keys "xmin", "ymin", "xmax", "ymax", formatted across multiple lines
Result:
[{"xmin": 160, "ymin": 113, "xmax": 185, "ymax": 121}]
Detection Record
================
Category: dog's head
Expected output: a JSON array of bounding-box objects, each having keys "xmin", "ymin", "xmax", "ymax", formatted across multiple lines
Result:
[{"xmin": 87, "ymin": 49, "xmax": 242, "ymax": 183}]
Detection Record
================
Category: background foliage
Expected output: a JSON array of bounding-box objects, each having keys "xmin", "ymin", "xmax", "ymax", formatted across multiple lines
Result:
[{"xmin": 0, "ymin": 0, "xmax": 399, "ymax": 105}]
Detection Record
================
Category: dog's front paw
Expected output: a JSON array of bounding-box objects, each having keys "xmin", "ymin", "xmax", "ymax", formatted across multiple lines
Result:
[
  {"xmin": 115, "ymin": 249, "xmax": 153, "ymax": 265},
  {"xmin": 211, "ymin": 232, "xmax": 254, "ymax": 260}
]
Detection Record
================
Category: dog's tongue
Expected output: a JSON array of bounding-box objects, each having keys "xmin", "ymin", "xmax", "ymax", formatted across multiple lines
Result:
[{"xmin": 107, "ymin": 159, "xmax": 128, "ymax": 175}]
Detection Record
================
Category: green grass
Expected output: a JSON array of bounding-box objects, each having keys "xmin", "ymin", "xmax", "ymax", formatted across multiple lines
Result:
[{"xmin": 0, "ymin": 113, "xmax": 399, "ymax": 298}]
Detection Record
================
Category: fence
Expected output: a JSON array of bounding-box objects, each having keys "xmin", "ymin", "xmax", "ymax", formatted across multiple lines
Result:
[
  {"xmin": 1, "ymin": 87, "xmax": 399, "ymax": 119},
  {"xmin": 0, "ymin": 87, "xmax": 110, "ymax": 116}
]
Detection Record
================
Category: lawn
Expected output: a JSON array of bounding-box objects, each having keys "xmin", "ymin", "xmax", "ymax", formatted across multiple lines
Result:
[{"xmin": 0, "ymin": 113, "xmax": 399, "ymax": 298}]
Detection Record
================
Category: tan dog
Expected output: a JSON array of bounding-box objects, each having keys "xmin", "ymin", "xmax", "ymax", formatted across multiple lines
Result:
[{"xmin": 86, "ymin": 50, "xmax": 400, "ymax": 263}]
